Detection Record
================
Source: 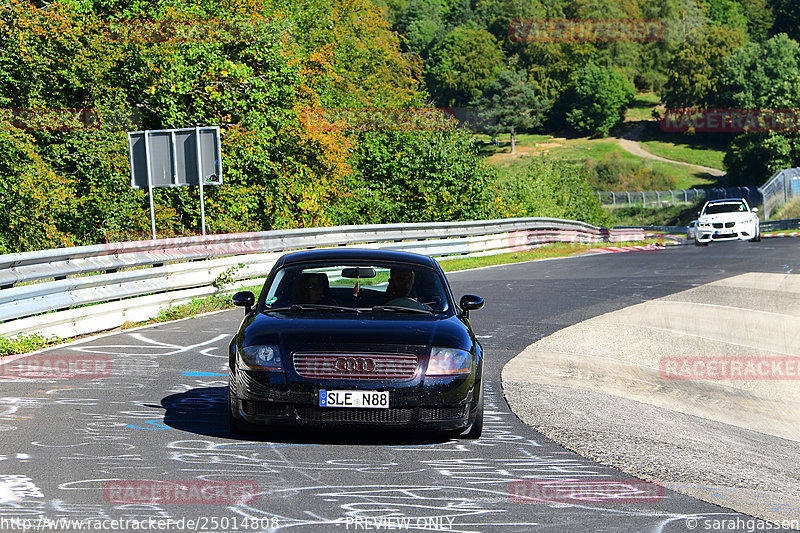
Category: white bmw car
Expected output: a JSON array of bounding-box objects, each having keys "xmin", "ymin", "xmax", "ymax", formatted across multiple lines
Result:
[{"xmin": 694, "ymin": 198, "xmax": 760, "ymax": 246}]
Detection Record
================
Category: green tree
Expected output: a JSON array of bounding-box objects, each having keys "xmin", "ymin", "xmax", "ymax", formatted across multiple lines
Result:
[
  {"xmin": 738, "ymin": 0, "xmax": 774, "ymax": 42},
  {"xmin": 701, "ymin": 0, "xmax": 749, "ymax": 33},
  {"xmin": 426, "ymin": 26, "xmax": 505, "ymax": 106},
  {"xmin": 560, "ymin": 63, "xmax": 635, "ymax": 137},
  {"xmin": 718, "ymin": 33, "xmax": 800, "ymax": 108},
  {"xmin": 661, "ymin": 24, "xmax": 745, "ymax": 109},
  {"xmin": 770, "ymin": 0, "xmax": 800, "ymax": 42},
  {"xmin": 340, "ymin": 123, "xmax": 511, "ymax": 224},
  {"xmin": 472, "ymin": 69, "xmax": 549, "ymax": 153},
  {"xmin": 718, "ymin": 34, "xmax": 800, "ymax": 185}
]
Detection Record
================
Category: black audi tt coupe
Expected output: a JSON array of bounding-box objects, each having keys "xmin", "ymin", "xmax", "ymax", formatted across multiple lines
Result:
[{"xmin": 228, "ymin": 248, "xmax": 485, "ymax": 438}]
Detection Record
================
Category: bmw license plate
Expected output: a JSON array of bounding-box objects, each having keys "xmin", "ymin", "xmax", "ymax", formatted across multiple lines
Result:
[{"xmin": 319, "ymin": 390, "xmax": 389, "ymax": 409}]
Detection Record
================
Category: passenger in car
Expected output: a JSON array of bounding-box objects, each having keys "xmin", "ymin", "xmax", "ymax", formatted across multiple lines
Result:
[
  {"xmin": 386, "ymin": 268, "xmax": 415, "ymax": 300},
  {"xmin": 292, "ymin": 273, "xmax": 338, "ymax": 305}
]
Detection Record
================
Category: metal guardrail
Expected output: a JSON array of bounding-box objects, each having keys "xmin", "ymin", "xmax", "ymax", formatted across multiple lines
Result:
[
  {"xmin": 597, "ymin": 187, "xmax": 762, "ymax": 209},
  {"xmin": 761, "ymin": 218, "xmax": 800, "ymax": 232},
  {"xmin": 759, "ymin": 167, "xmax": 800, "ymax": 219},
  {"xmin": 614, "ymin": 225, "xmax": 686, "ymax": 234},
  {"xmin": 0, "ymin": 218, "xmax": 644, "ymax": 340}
]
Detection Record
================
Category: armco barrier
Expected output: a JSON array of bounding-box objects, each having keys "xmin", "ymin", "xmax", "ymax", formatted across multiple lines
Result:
[{"xmin": 0, "ymin": 218, "xmax": 644, "ymax": 340}]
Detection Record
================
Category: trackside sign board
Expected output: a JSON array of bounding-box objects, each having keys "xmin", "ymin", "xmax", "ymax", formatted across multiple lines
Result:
[{"xmin": 128, "ymin": 126, "xmax": 222, "ymax": 189}]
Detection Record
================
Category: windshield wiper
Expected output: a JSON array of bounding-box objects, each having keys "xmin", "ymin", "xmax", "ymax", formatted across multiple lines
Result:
[
  {"xmin": 371, "ymin": 305, "xmax": 433, "ymax": 315},
  {"xmin": 264, "ymin": 304, "xmax": 360, "ymax": 314}
]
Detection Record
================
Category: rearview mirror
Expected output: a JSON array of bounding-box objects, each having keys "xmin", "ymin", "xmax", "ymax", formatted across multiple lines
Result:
[
  {"xmin": 341, "ymin": 267, "xmax": 376, "ymax": 279},
  {"xmin": 752, "ymin": 207, "xmax": 759, "ymax": 213}
]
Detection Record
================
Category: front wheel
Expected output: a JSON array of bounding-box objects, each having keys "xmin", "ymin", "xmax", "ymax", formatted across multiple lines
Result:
[
  {"xmin": 694, "ymin": 239, "xmax": 708, "ymax": 246},
  {"xmin": 229, "ymin": 389, "xmax": 257, "ymax": 436}
]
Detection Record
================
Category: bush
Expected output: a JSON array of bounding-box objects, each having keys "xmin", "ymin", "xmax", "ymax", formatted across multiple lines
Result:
[
  {"xmin": 589, "ymin": 153, "xmax": 677, "ymax": 191},
  {"xmin": 499, "ymin": 156, "xmax": 609, "ymax": 226}
]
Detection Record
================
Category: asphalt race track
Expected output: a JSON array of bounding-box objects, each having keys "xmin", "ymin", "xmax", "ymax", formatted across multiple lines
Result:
[{"xmin": 0, "ymin": 238, "xmax": 797, "ymax": 533}]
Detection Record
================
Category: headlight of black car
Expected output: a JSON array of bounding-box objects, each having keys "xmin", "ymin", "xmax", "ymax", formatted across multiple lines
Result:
[
  {"xmin": 426, "ymin": 347, "xmax": 471, "ymax": 376},
  {"xmin": 238, "ymin": 345, "xmax": 283, "ymax": 371}
]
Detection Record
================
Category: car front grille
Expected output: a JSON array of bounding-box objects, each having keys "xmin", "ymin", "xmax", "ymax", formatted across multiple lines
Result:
[
  {"xmin": 419, "ymin": 406, "xmax": 467, "ymax": 420},
  {"xmin": 293, "ymin": 353, "xmax": 419, "ymax": 380},
  {"xmin": 713, "ymin": 223, "xmax": 723, "ymax": 228},
  {"xmin": 296, "ymin": 407, "xmax": 414, "ymax": 423}
]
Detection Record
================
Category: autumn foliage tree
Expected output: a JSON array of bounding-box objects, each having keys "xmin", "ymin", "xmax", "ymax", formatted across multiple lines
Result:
[{"xmin": 0, "ymin": 0, "xmax": 509, "ymax": 252}]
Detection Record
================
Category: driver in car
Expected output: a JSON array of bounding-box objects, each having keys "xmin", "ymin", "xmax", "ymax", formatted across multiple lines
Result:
[{"xmin": 386, "ymin": 268, "xmax": 415, "ymax": 300}]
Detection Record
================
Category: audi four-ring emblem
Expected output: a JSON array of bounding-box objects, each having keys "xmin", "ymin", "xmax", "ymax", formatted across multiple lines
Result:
[{"xmin": 334, "ymin": 357, "xmax": 376, "ymax": 373}]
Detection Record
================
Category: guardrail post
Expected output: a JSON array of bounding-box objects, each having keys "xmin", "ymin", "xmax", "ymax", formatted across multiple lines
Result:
[
  {"xmin": 641, "ymin": 191, "xmax": 646, "ymax": 208},
  {"xmin": 627, "ymin": 191, "xmax": 631, "ymax": 207},
  {"xmin": 611, "ymin": 191, "xmax": 616, "ymax": 208}
]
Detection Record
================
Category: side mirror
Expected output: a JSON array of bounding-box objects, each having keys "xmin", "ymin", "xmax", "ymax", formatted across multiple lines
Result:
[
  {"xmin": 233, "ymin": 291, "xmax": 255, "ymax": 314},
  {"xmin": 459, "ymin": 294, "xmax": 484, "ymax": 317},
  {"xmin": 751, "ymin": 207, "xmax": 759, "ymax": 213}
]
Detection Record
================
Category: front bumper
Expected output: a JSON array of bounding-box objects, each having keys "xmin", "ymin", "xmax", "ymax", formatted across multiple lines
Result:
[
  {"xmin": 229, "ymin": 369, "xmax": 479, "ymax": 432},
  {"xmin": 695, "ymin": 223, "xmax": 757, "ymax": 243}
]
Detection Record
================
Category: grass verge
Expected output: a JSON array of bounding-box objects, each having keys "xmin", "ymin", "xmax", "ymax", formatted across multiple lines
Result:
[
  {"xmin": 610, "ymin": 202, "xmax": 702, "ymax": 227},
  {"xmin": 0, "ymin": 333, "xmax": 67, "ymax": 357},
  {"xmin": 439, "ymin": 239, "xmax": 670, "ymax": 271},
  {"xmin": 771, "ymin": 198, "xmax": 800, "ymax": 220},
  {"xmin": 483, "ymin": 133, "xmax": 717, "ymax": 190}
]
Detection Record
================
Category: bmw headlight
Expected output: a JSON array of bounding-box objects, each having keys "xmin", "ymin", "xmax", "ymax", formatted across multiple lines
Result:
[
  {"xmin": 426, "ymin": 347, "xmax": 471, "ymax": 376},
  {"xmin": 238, "ymin": 345, "xmax": 282, "ymax": 371}
]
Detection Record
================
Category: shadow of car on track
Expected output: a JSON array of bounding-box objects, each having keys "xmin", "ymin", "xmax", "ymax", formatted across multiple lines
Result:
[{"xmin": 160, "ymin": 386, "xmax": 454, "ymax": 445}]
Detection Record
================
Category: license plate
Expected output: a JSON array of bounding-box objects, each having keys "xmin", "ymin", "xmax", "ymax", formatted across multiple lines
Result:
[
  {"xmin": 714, "ymin": 231, "xmax": 733, "ymax": 236},
  {"xmin": 319, "ymin": 390, "xmax": 389, "ymax": 409}
]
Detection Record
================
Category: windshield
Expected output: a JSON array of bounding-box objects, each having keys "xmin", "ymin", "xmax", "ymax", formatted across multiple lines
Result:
[
  {"xmin": 262, "ymin": 263, "xmax": 452, "ymax": 314},
  {"xmin": 703, "ymin": 202, "xmax": 748, "ymax": 215}
]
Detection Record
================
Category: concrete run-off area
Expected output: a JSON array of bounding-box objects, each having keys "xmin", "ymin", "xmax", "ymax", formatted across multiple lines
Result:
[{"xmin": 502, "ymin": 272, "xmax": 800, "ymax": 525}]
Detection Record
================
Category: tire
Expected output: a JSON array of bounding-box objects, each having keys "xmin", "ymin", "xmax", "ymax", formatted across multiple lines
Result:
[
  {"xmin": 228, "ymin": 388, "xmax": 256, "ymax": 436},
  {"xmin": 461, "ymin": 389, "xmax": 484, "ymax": 440},
  {"xmin": 694, "ymin": 239, "xmax": 708, "ymax": 247}
]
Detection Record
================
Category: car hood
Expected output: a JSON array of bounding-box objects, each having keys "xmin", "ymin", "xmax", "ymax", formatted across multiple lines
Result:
[
  {"xmin": 698, "ymin": 212, "xmax": 755, "ymax": 223},
  {"xmin": 241, "ymin": 312, "xmax": 474, "ymax": 353}
]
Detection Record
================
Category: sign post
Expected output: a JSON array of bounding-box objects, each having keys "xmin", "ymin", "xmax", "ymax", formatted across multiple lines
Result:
[{"xmin": 128, "ymin": 126, "xmax": 222, "ymax": 239}]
